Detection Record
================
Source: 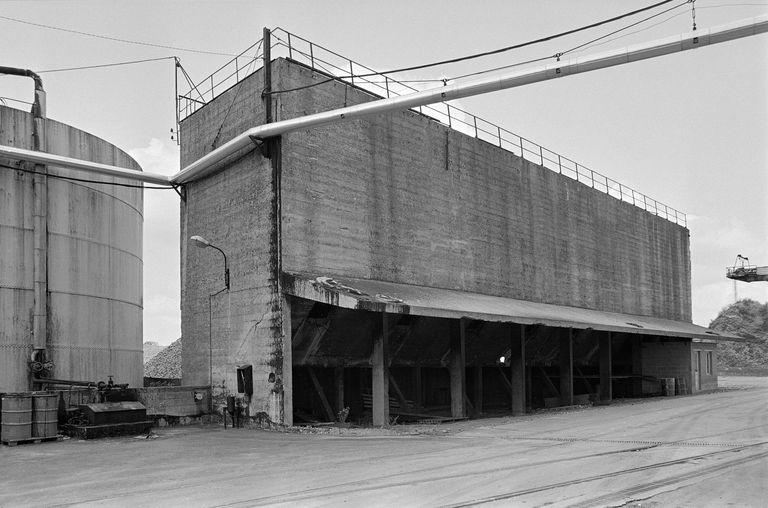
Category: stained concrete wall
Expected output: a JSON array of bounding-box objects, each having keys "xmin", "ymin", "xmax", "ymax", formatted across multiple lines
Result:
[
  {"xmin": 276, "ymin": 60, "xmax": 691, "ymax": 321},
  {"xmin": 180, "ymin": 70, "xmax": 285, "ymax": 420},
  {"xmin": 0, "ymin": 106, "xmax": 143, "ymax": 393}
]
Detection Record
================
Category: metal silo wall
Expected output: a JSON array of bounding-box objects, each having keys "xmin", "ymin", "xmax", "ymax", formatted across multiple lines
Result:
[{"xmin": 0, "ymin": 106, "xmax": 143, "ymax": 392}]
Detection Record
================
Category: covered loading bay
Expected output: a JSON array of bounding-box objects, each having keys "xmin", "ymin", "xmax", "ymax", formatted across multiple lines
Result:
[{"xmin": 283, "ymin": 274, "xmax": 730, "ymax": 426}]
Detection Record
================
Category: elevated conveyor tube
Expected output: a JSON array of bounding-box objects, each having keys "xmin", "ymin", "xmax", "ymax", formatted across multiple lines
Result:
[{"xmin": 171, "ymin": 14, "xmax": 768, "ymax": 185}]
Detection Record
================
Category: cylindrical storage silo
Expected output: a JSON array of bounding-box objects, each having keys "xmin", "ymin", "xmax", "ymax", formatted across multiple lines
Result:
[{"xmin": 0, "ymin": 105, "xmax": 143, "ymax": 393}]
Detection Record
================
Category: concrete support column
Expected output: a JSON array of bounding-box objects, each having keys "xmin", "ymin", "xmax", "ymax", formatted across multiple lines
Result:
[
  {"xmin": 510, "ymin": 324, "xmax": 526, "ymax": 416},
  {"xmin": 414, "ymin": 367, "xmax": 423, "ymax": 410},
  {"xmin": 280, "ymin": 295, "xmax": 293, "ymax": 426},
  {"xmin": 599, "ymin": 331, "xmax": 612, "ymax": 404},
  {"xmin": 449, "ymin": 318, "xmax": 466, "ymax": 418},
  {"xmin": 372, "ymin": 313, "xmax": 390, "ymax": 426},
  {"xmin": 473, "ymin": 366, "xmax": 483, "ymax": 417},
  {"xmin": 559, "ymin": 328, "xmax": 573, "ymax": 406},
  {"xmin": 334, "ymin": 367, "xmax": 345, "ymax": 413},
  {"xmin": 631, "ymin": 335, "xmax": 642, "ymax": 397}
]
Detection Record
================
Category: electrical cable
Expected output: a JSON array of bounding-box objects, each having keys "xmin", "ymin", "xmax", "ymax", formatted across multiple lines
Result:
[
  {"xmin": 358, "ymin": 0, "xmax": 680, "ymax": 78},
  {"xmin": 559, "ymin": 0, "xmax": 690, "ymax": 58},
  {"xmin": 38, "ymin": 56, "xmax": 176, "ymax": 74},
  {"xmin": 176, "ymin": 60, "xmax": 208, "ymax": 104},
  {"xmin": 0, "ymin": 14, "xmax": 240, "ymax": 56},
  {"xmin": 555, "ymin": 1, "xmax": 767, "ymax": 56},
  {"xmin": 211, "ymin": 41, "xmax": 263, "ymax": 149},
  {"xmin": 451, "ymin": 1, "xmax": 689, "ymax": 81},
  {"xmin": 0, "ymin": 96, "xmax": 33, "ymax": 106},
  {"xmin": 265, "ymin": 0, "xmax": 679, "ymax": 96},
  {"xmin": 0, "ymin": 162, "xmax": 175, "ymax": 190}
]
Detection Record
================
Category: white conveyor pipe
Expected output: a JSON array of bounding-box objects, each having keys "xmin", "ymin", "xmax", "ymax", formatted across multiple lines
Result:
[
  {"xmin": 171, "ymin": 14, "xmax": 768, "ymax": 184},
  {"xmin": 0, "ymin": 144, "xmax": 172, "ymax": 186}
]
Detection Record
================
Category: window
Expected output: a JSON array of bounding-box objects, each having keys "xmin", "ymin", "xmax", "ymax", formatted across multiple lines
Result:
[{"xmin": 706, "ymin": 351, "xmax": 713, "ymax": 375}]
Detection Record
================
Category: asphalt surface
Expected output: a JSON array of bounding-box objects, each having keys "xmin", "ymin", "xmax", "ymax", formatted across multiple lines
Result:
[{"xmin": 1, "ymin": 376, "xmax": 766, "ymax": 507}]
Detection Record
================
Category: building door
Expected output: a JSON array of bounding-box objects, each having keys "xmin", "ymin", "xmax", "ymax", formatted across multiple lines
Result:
[{"xmin": 694, "ymin": 350, "xmax": 702, "ymax": 391}]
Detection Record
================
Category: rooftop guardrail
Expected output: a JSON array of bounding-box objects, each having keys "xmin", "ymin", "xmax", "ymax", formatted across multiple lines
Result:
[{"xmin": 177, "ymin": 28, "xmax": 686, "ymax": 227}]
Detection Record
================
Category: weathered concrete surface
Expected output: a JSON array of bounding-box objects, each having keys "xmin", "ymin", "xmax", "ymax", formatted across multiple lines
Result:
[
  {"xmin": 1, "ymin": 377, "xmax": 765, "ymax": 507},
  {"xmin": 277, "ymin": 59, "xmax": 692, "ymax": 321}
]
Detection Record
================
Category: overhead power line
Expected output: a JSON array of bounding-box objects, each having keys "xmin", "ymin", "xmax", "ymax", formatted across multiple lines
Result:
[
  {"xmin": 0, "ymin": 14, "xmax": 239, "ymax": 57},
  {"xmin": 38, "ymin": 56, "xmax": 177, "ymax": 74},
  {"xmin": 265, "ymin": 0, "xmax": 683, "ymax": 96},
  {"xmin": 349, "ymin": 0, "xmax": 681, "ymax": 79}
]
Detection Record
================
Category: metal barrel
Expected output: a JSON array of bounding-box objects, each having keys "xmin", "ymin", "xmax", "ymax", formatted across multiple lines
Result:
[
  {"xmin": 32, "ymin": 392, "xmax": 59, "ymax": 438},
  {"xmin": 1, "ymin": 393, "xmax": 33, "ymax": 442}
]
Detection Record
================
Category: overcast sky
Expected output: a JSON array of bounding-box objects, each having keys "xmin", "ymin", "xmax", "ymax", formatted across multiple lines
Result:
[{"xmin": 2, "ymin": 0, "xmax": 766, "ymax": 345}]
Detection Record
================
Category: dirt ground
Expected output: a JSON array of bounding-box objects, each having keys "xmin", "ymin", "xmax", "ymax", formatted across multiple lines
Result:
[{"xmin": 1, "ymin": 376, "xmax": 766, "ymax": 507}]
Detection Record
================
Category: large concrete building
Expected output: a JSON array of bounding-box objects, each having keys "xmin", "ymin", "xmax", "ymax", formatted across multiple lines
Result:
[{"xmin": 180, "ymin": 38, "xmax": 728, "ymax": 425}]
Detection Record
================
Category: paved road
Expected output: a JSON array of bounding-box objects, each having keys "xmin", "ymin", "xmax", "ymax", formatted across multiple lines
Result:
[{"xmin": 1, "ymin": 377, "xmax": 766, "ymax": 507}]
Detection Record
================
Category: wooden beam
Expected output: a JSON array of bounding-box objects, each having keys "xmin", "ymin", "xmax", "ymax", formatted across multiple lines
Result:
[
  {"xmin": 300, "ymin": 319, "xmax": 331, "ymax": 364},
  {"xmin": 497, "ymin": 364, "xmax": 514, "ymax": 397},
  {"xmin": 371, "ymin": 313, "xmax": 390, "ymax": 426},
  {"xmin": 473, "ymin": 366, "xmax": 483, "ymax": 417},
  {"xmin": 559, "ymin": 328, "xmax": 573, "ymax": 406},
  {"xmin": 389, "ymin": 316, "xmax": 418, "ymax": 365},
  {"xmin": 538, "ymin": 366, "xmax": 560, "ymax": 398},
  {"xmin": 334, "ymin": 367, "xmax": 345, "ymax": 413},
  {"xmin": 388, "ymin": 374, "xmax": 411, "ymax": 411},
  {"xmin": 599, "ymin": 331, "xmax": 612, "ymax": 403},
  {"xmin": 414, "ymin": 367, "xmax": 423, "ymax": 410},
  {"xmin": 510, "ymin": 323, "xmax": 526, "ymax": 416},
  {"xmin": 631, "ymin": 335, "xmax": 643, "ymax": 397},
  {"xmin": 449, "ymin": 318, "xmax": 467, "ymax": 418},
  {"xmin": 307, "ymin": 366, "xmax": 335, "ymax": 422}
]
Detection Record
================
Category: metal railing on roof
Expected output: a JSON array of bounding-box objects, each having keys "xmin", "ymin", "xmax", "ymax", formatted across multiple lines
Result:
[{"xmin": 176, "ymin": 28, "xmax": 686, "ymax": 227}]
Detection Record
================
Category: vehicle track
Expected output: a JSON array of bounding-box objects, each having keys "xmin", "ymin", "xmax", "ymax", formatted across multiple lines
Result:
[
  {"xmin": 447, "ymin": 441, "xmax": 768, "ymax": 507},
  {"xmin": 209, "ymin": 441, "xmax": 768, "ymax": 507}
]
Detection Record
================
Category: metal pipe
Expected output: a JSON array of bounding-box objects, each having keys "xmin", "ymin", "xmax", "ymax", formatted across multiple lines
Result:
[
  {"xmin": 0, "ymin": 144, "xmax": 172, "ymax": 185},
  {"xmin": 1, "ymin": 67, "xmax": 50, "ymax": 353},
  {"xmin": 171, "ymin": 14, "xmax": 768, "ymax": 185},
  {"xmin": 0, "ymin": 66, "xmax": 45, "ymax": 118}
]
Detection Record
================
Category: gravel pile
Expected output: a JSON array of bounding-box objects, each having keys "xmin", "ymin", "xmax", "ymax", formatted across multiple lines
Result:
[
  {"xmin": 144, "ymin": 339, "xmax": 182, "ymax": 379},
  {"xmin": 143, "ymin": 341, "xmax": 165, "ymax": 363}
]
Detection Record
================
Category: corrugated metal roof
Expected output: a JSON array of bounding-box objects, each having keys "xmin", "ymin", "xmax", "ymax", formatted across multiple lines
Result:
[{"xmin": 282, "ymin": 272, "xmax": 742, "ymax": 342}]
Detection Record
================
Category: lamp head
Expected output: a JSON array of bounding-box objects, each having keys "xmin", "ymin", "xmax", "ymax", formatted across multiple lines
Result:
[{"xmin": 190, "ymin": 235, "xmax": 211, "ymax": 249}]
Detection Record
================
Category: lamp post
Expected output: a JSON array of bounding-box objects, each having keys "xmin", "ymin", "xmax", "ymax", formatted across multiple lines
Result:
[
  {"xmin": 190, "ymin": 235, "xmax": 230, "ymax": 290},
  {"xmin": 190, "ymin": 235, "xmax": 230, "ymax": 413}
]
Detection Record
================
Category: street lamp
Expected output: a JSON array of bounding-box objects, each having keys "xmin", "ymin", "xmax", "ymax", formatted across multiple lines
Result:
[
  {"xmin": 190, "ymin": 235, "xmax": 230, "ymax": 290},
  {"xmin": 190, "ymin": 235, "xmax": 230, "ymax": 414}
]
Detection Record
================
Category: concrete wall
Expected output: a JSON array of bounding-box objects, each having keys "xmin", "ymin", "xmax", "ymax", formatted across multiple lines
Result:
[
  {"xmin": 180, "ymin": 69, "xmax": 286, "ymax": 421},
  {"xmin": 136, "ymin": 385, "xmax": 210, "ymax": 416},
  {"xmin": 0, "ymin": 106, "xmax": 143, "ymax": 393},
  {"xmin": 276, "ymin": 59, "xmax": 691, "ymax": 321},
  {"xmin": 641, "ymin": 338, "xmax": 692, "ymax": 392}
]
